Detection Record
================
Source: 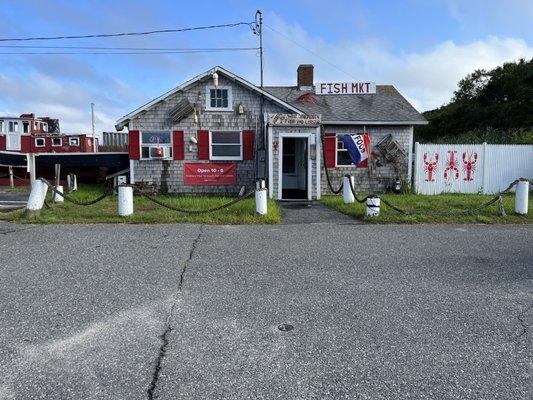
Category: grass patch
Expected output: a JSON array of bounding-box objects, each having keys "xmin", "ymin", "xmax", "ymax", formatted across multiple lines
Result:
[
  {"xmin": 0, "ymin": 185, "xmax": 281, "ymax": 224},
  {"xmin": 320, "ymin": 192, "xmax": 533, "ymax": 224}
]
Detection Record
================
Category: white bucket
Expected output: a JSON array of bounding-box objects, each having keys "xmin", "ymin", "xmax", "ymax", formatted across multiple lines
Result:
[
  {"xmin": 366, "ymin": 197, "xmax": 380, "ymax": 217},
  {"xmin": 118, "ymin": 186, "xmax": 134, "ymax": 216},
  {"xmin": 515, "ymin": 180, "xmax": 529, "ymax": 215}
]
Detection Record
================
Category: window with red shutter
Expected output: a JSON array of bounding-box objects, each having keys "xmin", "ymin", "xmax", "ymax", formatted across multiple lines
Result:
[
  {"xmin": 242, "ymin": 130, "xmax": 254, "ymax": 160},
  {"xmin": 172, "ymin": 131, "xmax": 184, "ymax": 160},
  {"xmin": 128, "ymin": 130, "xmax": 140, "ymax": 160},
  {"xmin": 324, "ymin": 133, "xmax": 337, "ymax": 168},
  {"xmin": 197, "ymin": 130, "xmax": 209, "ymax": 160}
]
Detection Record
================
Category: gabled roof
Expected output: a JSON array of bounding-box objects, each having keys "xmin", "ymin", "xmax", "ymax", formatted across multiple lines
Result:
[
  {"xmin": 115, "ymin": 66, "xmax": 303, "ymax": 130},
  {"xmin": 263, "ymin": 85, "xmax": 428, "ymax": 125}
]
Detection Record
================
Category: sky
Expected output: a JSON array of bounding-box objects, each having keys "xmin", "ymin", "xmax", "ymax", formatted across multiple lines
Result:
[{"xmin": 0, "ymin": 0, "xmax": 532, "ymax": 136}]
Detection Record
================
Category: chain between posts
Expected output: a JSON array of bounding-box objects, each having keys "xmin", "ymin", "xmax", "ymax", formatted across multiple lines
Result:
[
  {"xmin": 346, "ymin": 177, "xmax": 527, "ymax": 216},
  {"xmin": 132, "ymin": 185, "xmax": 256, "ymax": 214},
  {"xmin": 39, "ymin": 178, "xmax": 113, "ymax": 206}
]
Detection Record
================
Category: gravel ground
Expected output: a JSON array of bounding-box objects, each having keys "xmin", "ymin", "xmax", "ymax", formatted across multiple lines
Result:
[{"xmin": 0, "ymin": 222, "xmax": 531, "ymax": 399}]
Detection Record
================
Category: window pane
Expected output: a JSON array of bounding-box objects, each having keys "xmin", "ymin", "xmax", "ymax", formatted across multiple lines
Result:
[
  {"xmin": 212, "ymin": 144, "xmax": 240, "ymax": 157},
  {"xmin": 211, "ymin": 98, "xmax": 216, "ymax": 107},
  {"xmin": 222, "ymin": 98, "xmax": 228, "ymax": 108},
  {"xmin": 337, "ymin": 150, "xmax": 353, "ymax": 165},
  {"xmin": 220, "ymin": 89, "xmax": 227, "ymax": 100},
  {"xmin": 212, "ymin": 131, "xmax": 240, "ymax": 144},
  {"xmin": 142, "ymin": 131, "xmax": 171, "ymax": 144},
  {"xmin": 142, "ymin": 147, "xmax": 150, "ymax": 158}
]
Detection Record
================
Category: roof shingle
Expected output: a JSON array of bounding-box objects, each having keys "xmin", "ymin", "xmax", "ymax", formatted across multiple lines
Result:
[{"xmin": 263, "ymin": 85, "xmax": 427, "ymax": 124}]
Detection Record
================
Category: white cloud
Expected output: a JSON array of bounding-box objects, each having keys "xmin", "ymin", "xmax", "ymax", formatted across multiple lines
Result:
[{"xmin": 262, "ymin": 15, "xmax": 533, "ymax": 111}]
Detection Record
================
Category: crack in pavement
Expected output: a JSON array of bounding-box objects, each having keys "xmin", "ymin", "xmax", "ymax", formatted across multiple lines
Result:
[
  {"xmin": 146, "ymin": 225, "xmax": 204, "ymax": 400},
  {"xmin": 513, "ymin": 302, "xmax": 533, "ymax": 342}
]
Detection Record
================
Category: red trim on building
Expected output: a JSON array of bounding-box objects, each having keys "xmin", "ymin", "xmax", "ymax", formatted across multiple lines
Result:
[
  {"xmin": 324, "ymin": 132, "xmax": 336, "ymax": 168},
  {"xmin": 197, "ymin": 130, "xmax": 209, "ymax": 160},
  {"xmin": 129, "ymin": 130, "xmax": 140, "ymax": 160},
  {"xmin": 172, "ymin": 131, "xmax": 185, "ymax": 160},
  {"xmin": 242, "ymin": 130, "xmax": 254, "ymax": 160}
]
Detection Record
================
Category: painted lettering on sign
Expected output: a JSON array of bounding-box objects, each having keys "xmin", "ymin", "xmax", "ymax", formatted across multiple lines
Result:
[
  {"xmin": 184, "ymin": 162, "xmax": 236, "ymax": 185},
  {"xmin": 316, "ymin": 82, "xmax": 376, "ymax": 95}
]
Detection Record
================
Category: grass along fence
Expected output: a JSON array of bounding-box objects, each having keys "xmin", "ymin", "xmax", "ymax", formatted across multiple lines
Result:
[
  {"xmin": 0, "ymin": 184, "xmax": 281, "ymax": 224},
  {"xmin": 321, "ymin": 192, "xmax": 533, "ymax": 224}
]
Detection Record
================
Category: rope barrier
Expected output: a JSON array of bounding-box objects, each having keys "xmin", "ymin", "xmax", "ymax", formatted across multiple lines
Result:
[
  {"xmin": 133, "ymin": 185, "xmax": 256, "ymax": 214},
  {"xmin": 346, "ymin": 177, "xmax": 525, "ymax": 216},
  {"xmin": 39, "ymin": 178, "xmax": 113, "ymax": 206}
]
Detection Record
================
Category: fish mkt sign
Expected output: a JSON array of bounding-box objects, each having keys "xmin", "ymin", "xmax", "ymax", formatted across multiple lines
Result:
[{"xmin": 316, "ymin": 82, "xmax": 376, "ymax": 95}]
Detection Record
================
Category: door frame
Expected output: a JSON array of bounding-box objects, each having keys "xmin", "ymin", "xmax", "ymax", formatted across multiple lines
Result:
[{"xmin": 278, "ymin": 132, "xmax": 312, "ymax": 200}]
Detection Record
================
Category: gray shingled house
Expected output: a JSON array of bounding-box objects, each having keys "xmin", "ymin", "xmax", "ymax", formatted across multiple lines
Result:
[{"xmin": 116, "ymin": 64, "xmax": 426, "ymax": 200}]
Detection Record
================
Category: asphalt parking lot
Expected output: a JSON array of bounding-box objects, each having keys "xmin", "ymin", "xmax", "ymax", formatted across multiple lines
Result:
[{"xmin": 0, "ymin": 221, "xmax": 531, "ymax": 399}]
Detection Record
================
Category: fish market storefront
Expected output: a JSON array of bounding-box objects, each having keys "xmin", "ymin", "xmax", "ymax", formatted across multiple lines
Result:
[{"xmin": 116, "ymin": 64, "xmax": 427, "ymax": 199}]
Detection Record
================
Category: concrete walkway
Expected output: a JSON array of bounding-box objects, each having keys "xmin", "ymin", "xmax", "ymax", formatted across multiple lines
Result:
[{"xmin": 278, "ymin": 201, "xmax": 354, "ymax": 224}]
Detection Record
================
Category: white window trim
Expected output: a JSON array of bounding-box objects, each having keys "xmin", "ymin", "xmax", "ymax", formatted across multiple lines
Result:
[
  {"xmin": 209, "ymin": 130, "xmax": 243, "ymax": 161},
  {"xmin": 35, "ymin": 138, "xmax": 46, "ymax": 147},
  {"xmin": 69, "ymin": 137, "xmax": 80, "ymax": 146},
  {"xmin": 335, "ymin": 137, "xmax": 355, "ymax": 167},
  {"xmin": 205, "ymin": 86, "xmax": 233, "ymax": 112},
  {"xmin": 52, "ymin": 137, "xmax": 62, "ymax": 147},
  {"xmin": 140, "ymin": 131, "xmax": 173, "ymax": 160},
  {"xmin": 8, "ymin": 121, "xmax": 19, "ymax": 133}
]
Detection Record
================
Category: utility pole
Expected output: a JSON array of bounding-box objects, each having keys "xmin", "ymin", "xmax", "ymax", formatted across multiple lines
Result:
[
  {"xmin": 90, "ymin": 103, "xmax": 95, "ymax": 137},
  {"xmin": 253, "ymin": 10, "xmax": 267, "ymax": 180}
]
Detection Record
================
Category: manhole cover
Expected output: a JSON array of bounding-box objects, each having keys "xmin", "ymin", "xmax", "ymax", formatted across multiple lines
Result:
[{"xmin": 278, "ymin": 323, "xmax": 294, "ymax": 332}]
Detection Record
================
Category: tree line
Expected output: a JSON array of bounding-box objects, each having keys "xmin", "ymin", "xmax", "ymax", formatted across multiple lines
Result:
[{"xmin": 415, "ymin": 58, "xmax": 533, "ymax": 144}]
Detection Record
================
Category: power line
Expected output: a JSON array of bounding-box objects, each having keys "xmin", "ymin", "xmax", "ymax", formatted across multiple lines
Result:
[
  {"xmin": 0, "ymin": 22, "xmax": 254, "ymax": 42},
  {"xmin": 0, "ymin": 49, "xmax": 258, "ymax": 55},
  {"xmin": 264, "ymin": 24, "xmax": 356, "ymax": 80},
  {"xmin": 0, "ymin": 44, "xmax": 259, "ymax": 51}
]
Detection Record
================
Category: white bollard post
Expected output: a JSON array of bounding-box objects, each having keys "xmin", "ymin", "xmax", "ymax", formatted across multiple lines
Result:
[
  {"xmin": 255, "ymin": 180, "xmax": 268, "ymax": 215},
  {"xmin": 26, "ymin": 180, "xmax": 47, "ymax": 211},
  {"xmin": 366, "ymin": 197, "xmax": 380, "ymax": 217},
  {"xmin": 53, "ymin": 185, "xmax": 64, "ymax": 203},
  {"xmin": 118, "ymin": 185, "xmax": 134, "ymax": 216},
  {"xmin": 515, "ymin": 180, "xmax": 529, "ymax": 215},
  {"xmin": 343, "ymin": 175, "xmax": 355, "ymax": 204}
]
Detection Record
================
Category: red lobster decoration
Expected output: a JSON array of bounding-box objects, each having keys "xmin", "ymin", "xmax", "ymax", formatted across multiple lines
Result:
[
  {"xmin": 444, "ymin": 150, "xmax": 459, "ymax": 180},
  {"xmin": 462, "ymin": 152, "xmax": 478, "ymax": 181},
  {"xmin": 423, "ymin": 153, "xmax": 439, "ymax": 182}
]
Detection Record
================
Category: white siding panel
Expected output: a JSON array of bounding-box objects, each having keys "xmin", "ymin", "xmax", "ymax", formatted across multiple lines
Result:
[
  {"xmin": 415, "ymin": 144, "xmax": 533, "ymax": 195},
  {"xmin": 415, "ymin": 144, "xmax": 484, "ymax": 194},
  {"xmin": 484, "ymin": 145, "xmax": 533, "ymax": 193}
]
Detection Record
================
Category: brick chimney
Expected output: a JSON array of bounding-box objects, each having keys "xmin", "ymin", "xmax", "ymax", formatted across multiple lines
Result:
[{"xmin": 297, "ymin": 64, "xmax": 314, "ymax": 90}]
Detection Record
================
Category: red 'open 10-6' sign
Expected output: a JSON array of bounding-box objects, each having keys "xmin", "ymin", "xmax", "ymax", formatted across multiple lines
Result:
[{"xmin": 184, "ymin": 163, "xmax": 237, "ymax": 185}]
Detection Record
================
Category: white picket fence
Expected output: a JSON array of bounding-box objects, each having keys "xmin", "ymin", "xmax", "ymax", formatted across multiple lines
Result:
[{"xmin": 413, "ymin": 143, "xmax": 533, "ymax": 195}]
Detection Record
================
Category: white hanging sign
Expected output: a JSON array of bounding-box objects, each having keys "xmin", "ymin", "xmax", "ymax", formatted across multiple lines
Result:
[{"xmin": 316, "ymin": 82, "xmax": 376, "ymax": 95}]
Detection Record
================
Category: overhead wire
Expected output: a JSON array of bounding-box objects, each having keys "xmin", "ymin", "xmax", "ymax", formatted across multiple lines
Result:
[
  {"xmin": 0, "ymin": 22, "xmax": 255, "ymax": 42},
  {"xmin": 264, "ymin": 23, "xmax": 356, "ymax": 80}
]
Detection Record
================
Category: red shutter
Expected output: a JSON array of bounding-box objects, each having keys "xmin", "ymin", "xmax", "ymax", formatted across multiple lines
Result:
[
  {"xmin": 0, "ymin": 135, "xmax": 5, "ymax": 151},
  {"xmin": 197, "ymin": 130, "xmax": 209, "ymax": 160},
  {"xmin": 172, "ymin": 131, "xmax": 184, "ymax": 160},
  {"xmin": 129, "ymin": 130, "xmax": 140, "ymax": 160},
  {"xmin": 324, "ymin": 133, "xmax": 336, "ymax": 168},
  {"xmin": 242, "ymin": 130, "xmax": 254, "ymax": 160}
]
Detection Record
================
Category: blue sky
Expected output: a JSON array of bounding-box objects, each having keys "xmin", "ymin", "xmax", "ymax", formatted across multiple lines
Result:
[{"xmin": 0, "ymin": 0, "xmax": 532, "ymax": 134}]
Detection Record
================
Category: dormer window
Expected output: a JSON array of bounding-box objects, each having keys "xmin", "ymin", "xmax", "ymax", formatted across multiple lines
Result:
[{"xmin": 205, "ymin": 86, "xmax": 232, "ymax": 111}]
